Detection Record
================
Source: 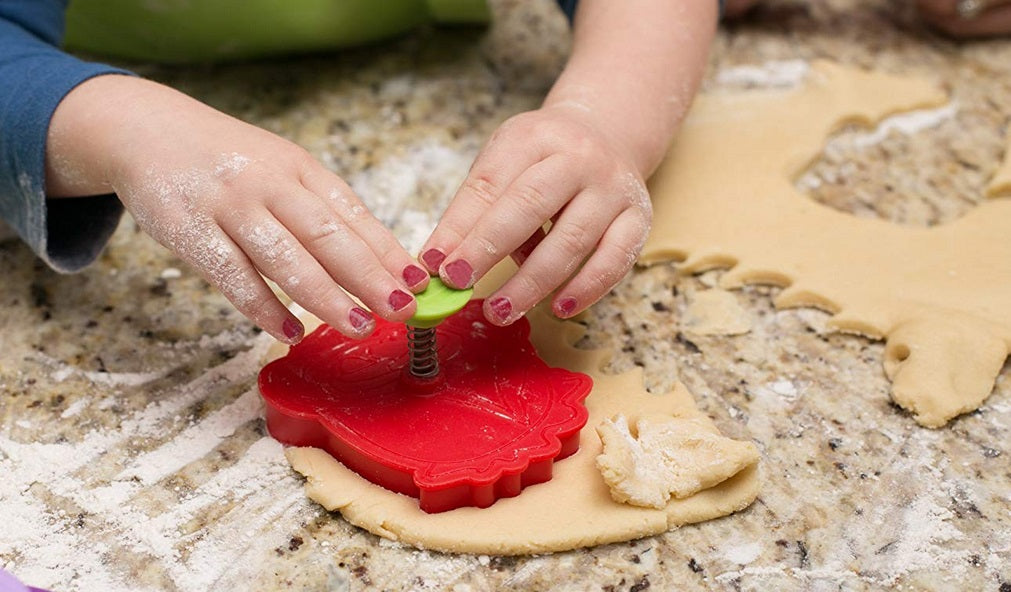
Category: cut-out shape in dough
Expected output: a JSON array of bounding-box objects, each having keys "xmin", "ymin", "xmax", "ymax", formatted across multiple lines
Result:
[
  {"xmin": 642, "ymin": 61, "xmax": 1011, "ymax": 427},
  {"xmin": 259, "ymin": 300, "xmax": 592, "ymax": 513},
  {"xmin": 277, "ymin": 263, "xmax": 760, "ymax": 555},
  {"xmin": 595, "ymin": 414, "xmax": 760, "ymax": 509}
]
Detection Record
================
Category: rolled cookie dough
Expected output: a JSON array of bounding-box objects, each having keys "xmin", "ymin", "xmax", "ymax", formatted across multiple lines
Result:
[
  {"xmin": 641, "ymin": 61, "xmax": 1011, "ymax": 427},
  {"xmin": 279, "ymin": 264, "xmax": 759, "ymax": 555}
]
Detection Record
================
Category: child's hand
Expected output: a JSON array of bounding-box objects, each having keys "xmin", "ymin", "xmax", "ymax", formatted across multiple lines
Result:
[
  {"xmin": 419, "ymin": 103, "xmax": 652, "ymax": 325},
  {"xmin": 420, "ymin": 0, "xmax": 718, "ymax": 326},
  {"xmin": 47, "ymin": 76, "xmax": 428, "ymax": 343}
]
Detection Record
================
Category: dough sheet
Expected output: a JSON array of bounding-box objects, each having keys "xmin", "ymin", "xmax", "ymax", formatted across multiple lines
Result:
[{"xmin": 642, "ymin": 61, "xmax": 1010, "ymax": 427}]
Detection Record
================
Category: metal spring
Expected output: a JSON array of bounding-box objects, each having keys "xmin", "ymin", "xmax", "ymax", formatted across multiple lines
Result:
[{"xmin": 407, "ymin": 326, "xmax": 439, "ymax": 378}]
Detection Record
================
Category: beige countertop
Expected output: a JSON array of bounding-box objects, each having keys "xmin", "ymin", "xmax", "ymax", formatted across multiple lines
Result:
[{"xmin": 1, "ymin": 1, "xmax": 1009, "ymax": 590}]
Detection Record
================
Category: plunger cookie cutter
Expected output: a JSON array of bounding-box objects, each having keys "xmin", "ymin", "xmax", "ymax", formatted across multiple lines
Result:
[
  {"xmin": 259, "ymin": 277, "xmax": 592, "ymax": 513},
  {"xmin": 405, "ymin": 277, "xmax": 473, "ymax": 378}
]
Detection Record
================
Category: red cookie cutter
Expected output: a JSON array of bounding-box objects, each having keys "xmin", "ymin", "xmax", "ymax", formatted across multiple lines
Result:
[{"xmin": 258, "ymin": 300, "xmax": 592, "ymax": 513}]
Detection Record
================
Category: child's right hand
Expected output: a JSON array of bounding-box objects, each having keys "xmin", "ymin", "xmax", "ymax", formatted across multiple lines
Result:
[{"xmin": 46, "ymin": 75, "xmax": 427, "ymax": 344}]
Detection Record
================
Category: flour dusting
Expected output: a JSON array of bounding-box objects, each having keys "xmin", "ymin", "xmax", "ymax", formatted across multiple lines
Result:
[
  {"xmin": 121, "ymin": 154, "xmax": 263, "ymax": 309},
  {"xmin": 160, "ymin": 267, "xmax": 182, "ymax": 280},
  {"xmin": 846, "ymin": 103, "xmax": 958, "ymax": 149},
  {"xmin": 0, "ymin": 330, "xmax": 313, "ymax": 591},
  {"xmin": 349, "ymin": 139, "xmax": 476, "ymax": 254},
  {"xmin": 723, "ymin": 540, "xmax": 762, "ymax": 565},
  {"xmin": 243, "ymin": 222, "xmax": 298, "ymax": 265},
  {"xmin": 213, "ymin": 152, "xmax": 252, "ymax": 179},
  {"xmin": 715, "ymin": 60, "xmax": 810, "ymax": 89}
]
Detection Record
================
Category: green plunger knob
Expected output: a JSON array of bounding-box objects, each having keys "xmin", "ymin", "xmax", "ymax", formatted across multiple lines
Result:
[{"xmin": 407, "ymin": 277, "xmax": 474, "ymax": 328}]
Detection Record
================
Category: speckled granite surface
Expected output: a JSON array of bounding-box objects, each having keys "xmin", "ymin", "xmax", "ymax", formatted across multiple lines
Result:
[{"xmin": 2, "ymin": 1, "xmax": 1010, "ymax": 590}]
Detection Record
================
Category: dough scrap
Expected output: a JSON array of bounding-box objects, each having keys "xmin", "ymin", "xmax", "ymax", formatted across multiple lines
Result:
[
  {"xmin": 595, "ymin": 414, "xmax": 760, "ymax": 509},
  {"xmin": 682, "ymin": 288, "xmax": 752, "ymax": 336},
  {"xmin": 641, "ymin": 61, "xmax": 1011, "ymax": 427},
  {"xmin": 277, "ymin": 264, "xmax": 759, "ymax": 555}
]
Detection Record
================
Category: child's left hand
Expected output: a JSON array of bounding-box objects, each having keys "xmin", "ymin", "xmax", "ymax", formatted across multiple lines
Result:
[{"xmin": 419, "ymin": 103, "xmax": 652, "ymax": 325}]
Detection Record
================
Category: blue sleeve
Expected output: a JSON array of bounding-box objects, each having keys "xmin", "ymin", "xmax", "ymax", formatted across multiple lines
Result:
[
  {"xmin": 0, "ymin": 0, "xmax": 133, "ymax": 273},
  {"xmin": 555, "ymin": 0, "xmax": 577, "ymax": 22}
]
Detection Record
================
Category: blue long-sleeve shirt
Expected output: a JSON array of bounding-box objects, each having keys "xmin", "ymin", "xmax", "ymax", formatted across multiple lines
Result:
[{"xmin": 0, "ymin": 0, "xmax": 130, "ymax": 272}]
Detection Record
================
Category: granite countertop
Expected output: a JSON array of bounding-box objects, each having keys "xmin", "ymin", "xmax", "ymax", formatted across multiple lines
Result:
[{"xmin": 2, "ymin": 0, "xmax": 1010, "ymax": 590}]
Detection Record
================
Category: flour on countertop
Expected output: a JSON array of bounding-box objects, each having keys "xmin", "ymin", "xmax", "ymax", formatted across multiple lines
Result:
[
  {"xmin": 349, "ymin": 139, "xmax": 476, "ymax": 255},
  {"xmin": 769, "ymin": 379, "xmax": 797, "ymax": 398},
  {"xmin": 714, "ymin": 426, "xmax": 979, "ymax": 588},
  {"xmin": 0, "ymin": 330, "xmax": 316, "ymax": 591},
  {"xmin": 723, "ymin": 540, "xmax": 762, "ymax": 565},
  {"xmin": 42, "ymin": 354, "xmax": 169, "ymax": 388},
  {"xmin": 58, "ymin": 399, "xmax": 88, "ymax": 419}
]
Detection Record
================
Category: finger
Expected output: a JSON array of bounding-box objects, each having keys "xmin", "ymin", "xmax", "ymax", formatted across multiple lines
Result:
[
  {"xmin": 439, "ymin": 154, "xmax": 585, "ymax": 290},
  {"xmin": 300, "ymin": 167, "xmax": 430, "ymax": 294},
  {"xmin": 266, "ymin": 187, "xmax": 418, "ymax": 323},
  {"xmin": 419, "ymin": 121, "xmax": 545, "ymax": 273},
  {"xmin": 221, "ymin": 212, "xmax": 381, "ymax": 338},
  {"xmin": 483, "ymin": 191, "xmax": 621, "ymax": 325},
  {"xmin": 550, "ymin": 207, "xmax": 650, "ymax": 319},
  {"xmin": 175, "ymin": 226, "xmax": 307, "ymax": 344}
]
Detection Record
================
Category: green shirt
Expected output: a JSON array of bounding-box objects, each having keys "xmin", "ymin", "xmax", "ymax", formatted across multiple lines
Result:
[{"xmin": 64, "ymin": 0, "xmax": 490, "ymax": 63}]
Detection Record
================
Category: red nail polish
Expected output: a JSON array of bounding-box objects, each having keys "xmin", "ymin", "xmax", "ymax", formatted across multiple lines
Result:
[
  {"xmin": 444, "ymin": 259, "xmax": 474, "ymax": 289},
  {"xmin": 556, "ymin": 297, "xmax": 577, "ymax": 318},
  {"xmin": 349, "ymin": 307, "xmax": 374, "ymax": 332},
  {"xmin": 389, "ymin": 289, "xmax": 414, "ymax": 312},
  {"xmin": 402, "ymin": 265, "xmax": 428, "ymax": 288},
  {"xmin": 282, "ymin": 317, "xmax": 304, "ymax": 343},
  {"xmin": 488, "ymin": 296, "xmax": 512, "ymax": 322},
  {"xmin": 421, "ymin": 249, "xmax": 446, "ymax": 271}
]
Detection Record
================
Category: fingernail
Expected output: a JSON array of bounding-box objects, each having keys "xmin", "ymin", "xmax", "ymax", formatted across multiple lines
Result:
[
  {"xmin": 421, "ymin": 249, "xmax": 446, "ymax": 271},
  {"xmin": 389, "ymin": 289, "xmax": 414, "ymax": 312},
  {"xmin": 556, "ymin": 297, "xmax": 577, "ymax": 318},
  {"xmin": 444, "ymin": 259, "xmax": 474, "ymax": 289},
  {"xmin": 488, "ymin": 296, "xmax": 512, "ymax": 323},
  {"xmin": 282, "ymin": 317, "xmax": 304, "ymax": 343},
  {"xmin": 402, "ymin": 264, "xmax": 428, "ymax": 288},
  {"xmin": 349, "ymin": 307, "xmax": 374, "ymax": 332}
]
